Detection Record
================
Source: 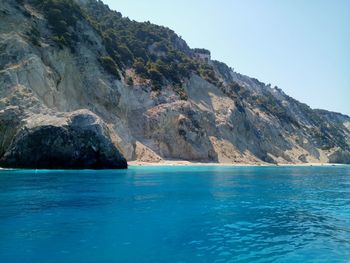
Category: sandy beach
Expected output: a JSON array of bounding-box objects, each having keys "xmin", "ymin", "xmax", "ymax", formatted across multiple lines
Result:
[{"xmin": 128, "ymin": 160, "xmax": 343, "ymax": 167}]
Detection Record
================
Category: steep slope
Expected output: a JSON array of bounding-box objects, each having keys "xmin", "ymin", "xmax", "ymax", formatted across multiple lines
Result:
[{"xmin": 0, "ymin": 0, "xmax": 349, "ymax": 167}]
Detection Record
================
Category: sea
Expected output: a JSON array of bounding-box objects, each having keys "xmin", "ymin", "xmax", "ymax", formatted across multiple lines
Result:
[{"xmin": 0, "ymin": 165, "xmax": 350, "ymax": 262}]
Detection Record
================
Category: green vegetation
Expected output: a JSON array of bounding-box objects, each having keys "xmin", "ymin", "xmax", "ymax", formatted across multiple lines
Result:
[
  {"xmin": 22, "ymin": 0, "xmax": 221, "ymax": 96},
  {"xmin": 99, "ymin": 56, "xmax": 121, "ymax": 79},
  {"xmin": 198, "ymin": 63, "xmax": 221, "ymax": 86},
  {"xmin": 133, "ymin": 58, "xmax": 148, "ymax": 77},
  {"xmin": 81, "ymin": 0, "xmax": 219, "ymax": 92},
  {"xmin": 28, "ymin": 0, "xmax": 82, "ymax": 50}
]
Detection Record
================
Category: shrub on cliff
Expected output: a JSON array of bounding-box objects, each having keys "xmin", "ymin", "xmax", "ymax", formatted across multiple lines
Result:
[
  {"xmin": 133, "ymin": 59, "xmax": 148, "ymax": 78},
  {"xmin": 100, "ymin": 56, "xmax": 121, "ymax": 79},
  {"xmin": 28, "ymin": 0, "xmax": 82, "ymax": 50},
  {"xmin": 25, "ymin": 0, "xmax": 212, "ymax": 94},
  {"xmin": 81, "ymin": 0, "xmax": 198, "ymax": 90}
]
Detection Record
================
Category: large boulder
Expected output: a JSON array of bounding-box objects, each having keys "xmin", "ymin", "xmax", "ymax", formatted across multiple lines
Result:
[{"xmin": 0, "ymin": 110, "xmax": 127, "ymax": 169}]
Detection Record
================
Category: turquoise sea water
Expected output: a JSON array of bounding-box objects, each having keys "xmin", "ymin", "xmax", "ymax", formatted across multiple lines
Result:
[{"xmin": 0, "ymin": 166, "xmax": 350, "ymax": 262}]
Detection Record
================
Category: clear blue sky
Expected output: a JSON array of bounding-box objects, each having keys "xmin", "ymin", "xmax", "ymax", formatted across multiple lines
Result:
[{"xmin": 104, "ymin": 0, "xmax": 350, "ymax": 116}]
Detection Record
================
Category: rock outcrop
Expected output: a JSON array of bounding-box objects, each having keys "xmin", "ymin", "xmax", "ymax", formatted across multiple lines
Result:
[
  {"xmin": 0, "ymin": 110, "xmax": 127, "ymax": 169},
  {"xmin": 0, "ymin": 0, "xmax": 349, "ymax": 167}
]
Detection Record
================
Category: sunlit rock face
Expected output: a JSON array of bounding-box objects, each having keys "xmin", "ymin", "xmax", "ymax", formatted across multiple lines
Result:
[{"xmin": 0, "ymin": 0, "xmax": 349, "ymax": 167}]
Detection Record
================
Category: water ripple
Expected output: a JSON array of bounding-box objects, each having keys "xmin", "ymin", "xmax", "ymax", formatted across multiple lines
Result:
[{"xmin": 0, "ymin": 166, "xmax": 350, "ymax": 262}]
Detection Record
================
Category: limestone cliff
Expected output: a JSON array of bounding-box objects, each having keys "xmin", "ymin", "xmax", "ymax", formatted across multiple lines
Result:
[{"xmin": 0, "ymin": 0, "xmax": 349, "ymax": 168}]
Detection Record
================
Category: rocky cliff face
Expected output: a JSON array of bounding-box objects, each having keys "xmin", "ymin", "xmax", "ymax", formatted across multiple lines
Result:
[{"xmin": 0, "ymin": 0, "xmax": 349, "ymax": 168}]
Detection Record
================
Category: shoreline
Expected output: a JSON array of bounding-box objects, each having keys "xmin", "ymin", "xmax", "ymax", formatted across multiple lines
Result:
[
  {"xmin": 128, "ymin": 160, "xmax": 344, "ymax": 167},
  {"xmin": 0, "ymin": 162, "xmax": 345, "ymax": 171}
]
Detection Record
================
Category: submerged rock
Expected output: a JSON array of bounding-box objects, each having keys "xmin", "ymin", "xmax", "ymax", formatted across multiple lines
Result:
[{"xmin": 0, "ymin": 110, "xmax": 127, "ymax": 169}]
